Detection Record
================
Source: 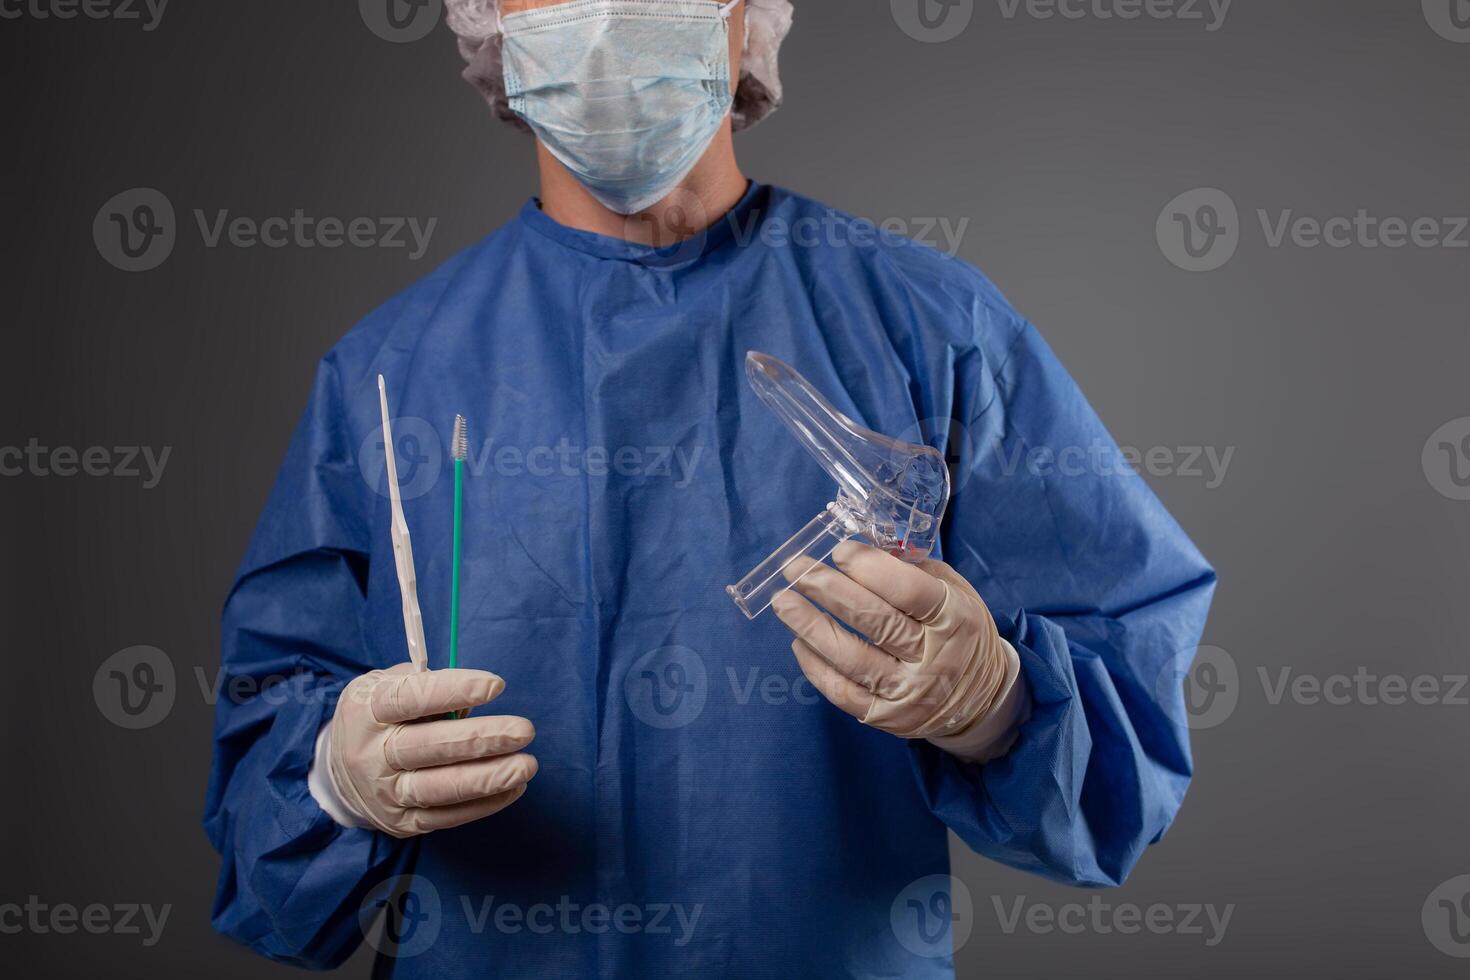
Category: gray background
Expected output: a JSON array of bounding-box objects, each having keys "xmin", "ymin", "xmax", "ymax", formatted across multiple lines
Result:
[{"xmin": 3, "ymin": 0, "xmax": 1468, "ymax": 976}]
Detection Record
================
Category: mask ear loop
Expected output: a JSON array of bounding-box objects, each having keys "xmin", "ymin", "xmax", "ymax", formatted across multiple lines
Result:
[
  {"xmin": 720, "ymin": 0, "xmax": 745, "ymax": 68},
  {"xmin": 719, "ymin": 0, "xmax": 746, "ymax": 93}
]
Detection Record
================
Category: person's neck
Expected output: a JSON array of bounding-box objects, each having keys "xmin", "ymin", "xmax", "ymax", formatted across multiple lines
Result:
[{"xmin": 535, "ymin": 124, "xmax": 749, "ymax": 247}]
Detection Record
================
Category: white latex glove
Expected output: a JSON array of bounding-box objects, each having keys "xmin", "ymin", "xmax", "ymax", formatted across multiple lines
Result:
[
  {"xmin": 323, "ymin": 663, "xmax": 538, "ymax": 838},
  {"xmin": 771, "ymin": 541, "xmax": 1024, "ymax": 762}
]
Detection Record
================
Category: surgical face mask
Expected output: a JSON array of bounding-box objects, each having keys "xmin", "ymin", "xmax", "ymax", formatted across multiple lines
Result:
[{"xmin": 499, "ymin": 0, "xmax": 741, "ymax": 215}]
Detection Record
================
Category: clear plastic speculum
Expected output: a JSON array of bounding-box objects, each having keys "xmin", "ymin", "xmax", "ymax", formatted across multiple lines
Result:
[{"xmin": 727, "ymin": 352, "xmax": 951, "ymax": 619}]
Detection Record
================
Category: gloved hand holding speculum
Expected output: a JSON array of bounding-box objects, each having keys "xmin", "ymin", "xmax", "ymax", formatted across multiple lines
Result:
[
  {"xmin": 772, "ymin": 542, "xmax": 1023, "ymax": 763},
  {"xmin": 726, "ymin": 352, "xmax": 1024, "ymax": 762}
]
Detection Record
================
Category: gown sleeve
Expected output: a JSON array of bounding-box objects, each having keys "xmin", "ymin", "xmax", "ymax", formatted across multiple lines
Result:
[
  {"xmin": 913, "ymin": 314, "xmax": 1217, "ymax": 887},
  {"xmin": 202, "ymin": 356, "xmax": 409, "ymax": 968}
]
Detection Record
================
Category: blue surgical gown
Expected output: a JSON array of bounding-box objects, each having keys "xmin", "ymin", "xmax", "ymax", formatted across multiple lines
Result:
[{"xmin": 204, "ymin": 182, "xmax": 1215, "ymax": 977}]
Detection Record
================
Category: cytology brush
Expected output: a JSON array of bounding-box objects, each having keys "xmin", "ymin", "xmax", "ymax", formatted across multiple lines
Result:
[{"xmin": 449, "ymin": 415, "xmax": 467, "ymax": 671}]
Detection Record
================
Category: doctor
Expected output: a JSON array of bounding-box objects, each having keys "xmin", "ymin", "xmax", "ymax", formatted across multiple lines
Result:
[{"xmin": 205, "ymin": 1, "xmax": 1215, "ymax": 976}]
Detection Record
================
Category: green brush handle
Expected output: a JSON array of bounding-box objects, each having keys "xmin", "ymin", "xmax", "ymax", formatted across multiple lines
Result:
[{"xmin": 449, "ymin": 457, "xmax": 464, "ymax": 671}]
